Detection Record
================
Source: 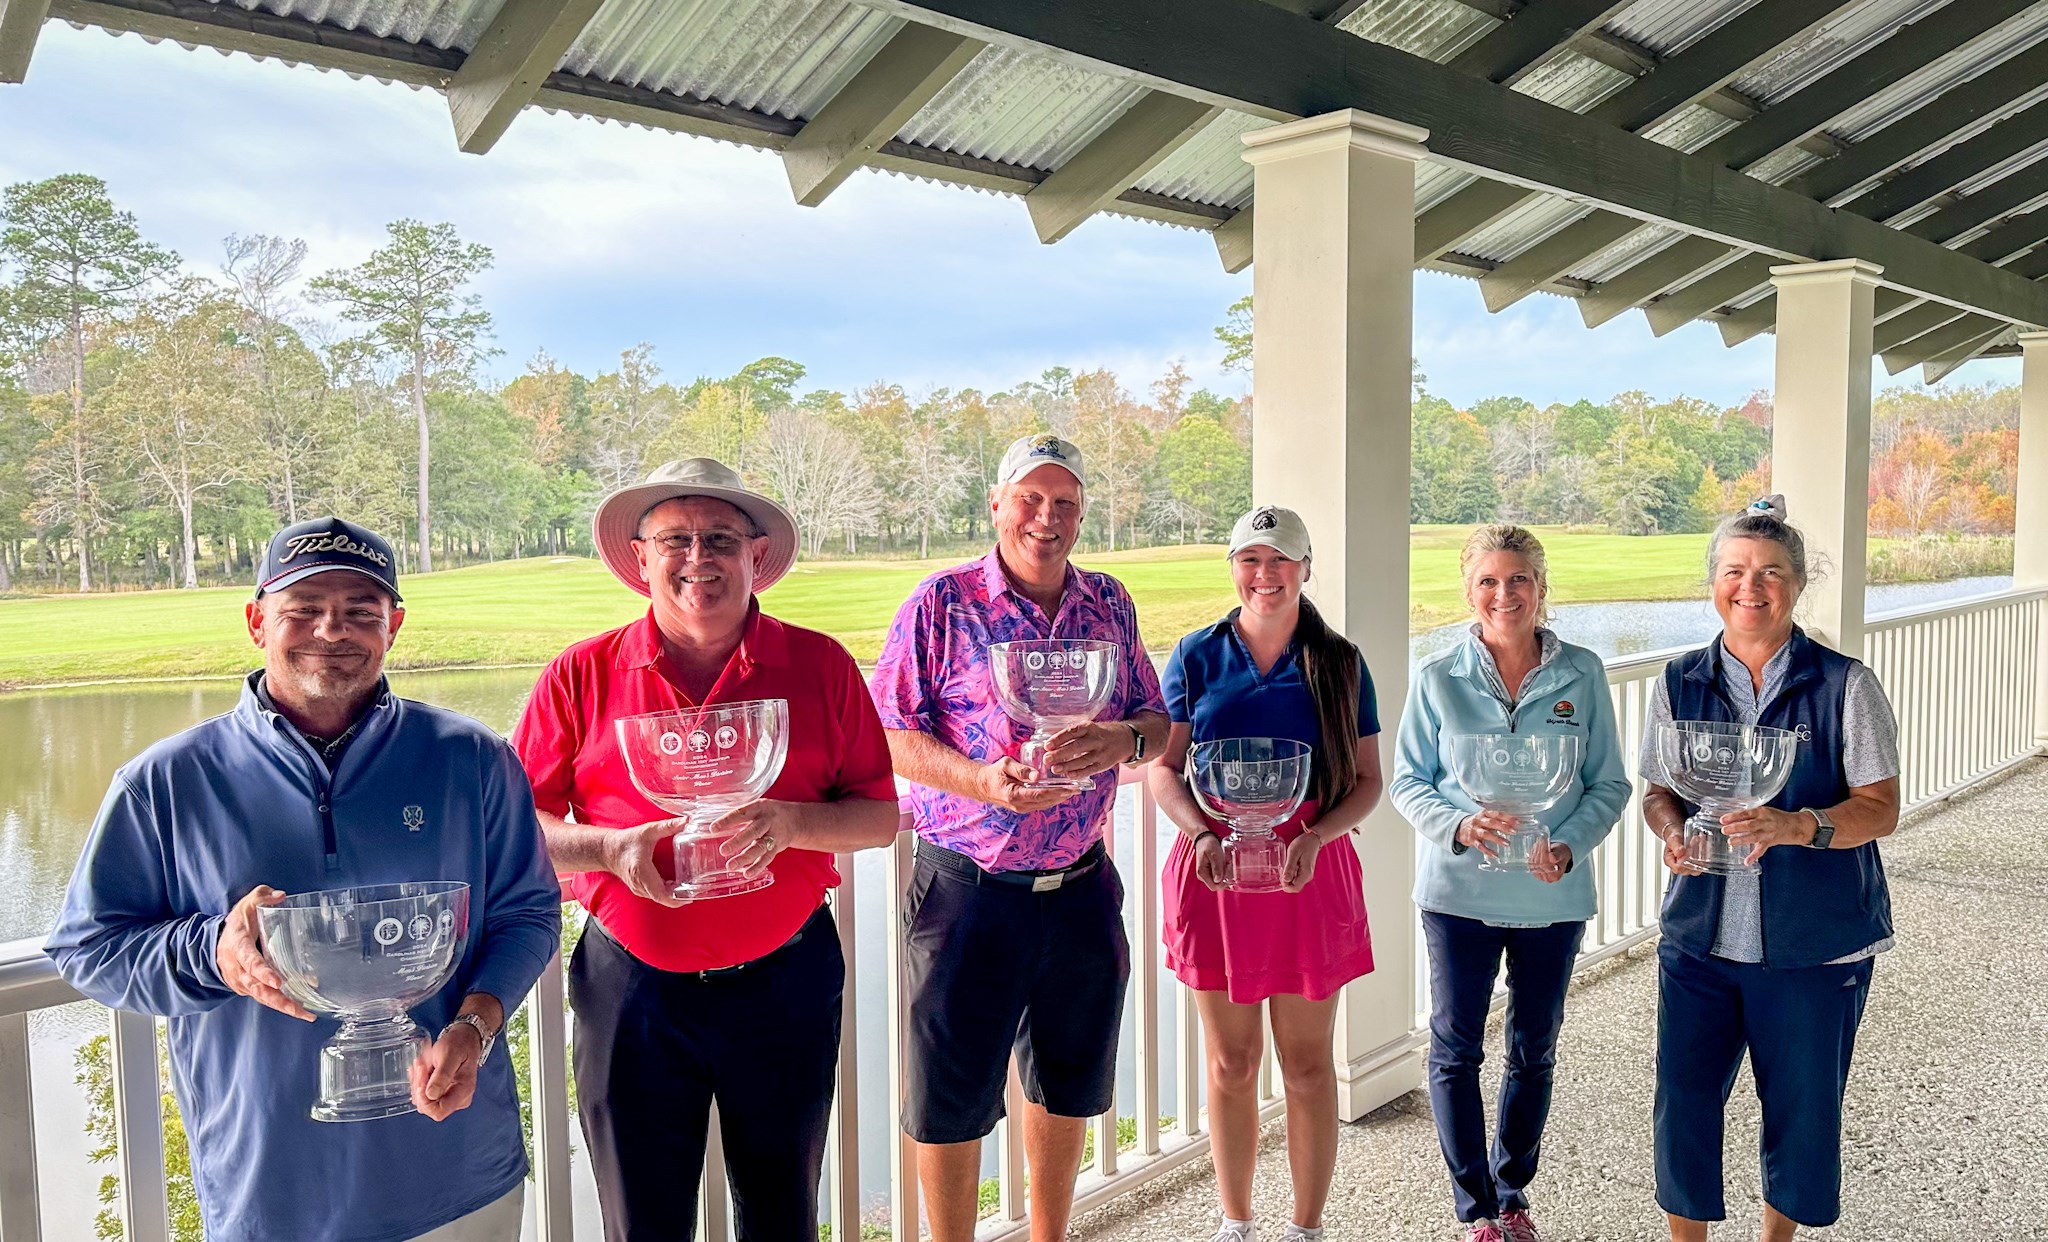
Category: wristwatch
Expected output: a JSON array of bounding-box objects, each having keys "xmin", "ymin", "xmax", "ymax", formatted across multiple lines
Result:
[
  {"xmin": 1123, "ymin": 721, "xmax": 1146, "ymax": 764},
  {"xmin": 445, "ymin": 1012, "xmax": 495, "ymax": 1066},
  {"xmin": 1805, "ymin": 807, "xmax": 1835, "ymax": 850}
]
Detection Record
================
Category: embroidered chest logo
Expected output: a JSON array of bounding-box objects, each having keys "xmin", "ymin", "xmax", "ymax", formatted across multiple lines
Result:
[
  {"xmin": 1551, "ymin": 700, "xmax": 1575, "ymax": 719},
  {"xmin": 1793, "ymin": 723, "xmax": 1813, "ymax": 741},
  {"xmin": 402, "ymin": 805, "xmax": 425, "ymax": 833}
]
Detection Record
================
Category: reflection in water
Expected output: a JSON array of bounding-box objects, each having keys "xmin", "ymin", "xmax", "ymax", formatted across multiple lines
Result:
[{"xmin": 0, "ymin": 668, "xmax": 544, "ymax": 946}]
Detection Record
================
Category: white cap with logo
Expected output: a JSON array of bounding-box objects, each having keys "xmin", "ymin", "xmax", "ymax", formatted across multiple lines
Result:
[
  {"xmin": 997, "ymin": 434, "xmax": 1086, "ymax": 487},
  {"xmin": 1227, "ymin": 505, "xmax": 1312, "ymax": 561}
]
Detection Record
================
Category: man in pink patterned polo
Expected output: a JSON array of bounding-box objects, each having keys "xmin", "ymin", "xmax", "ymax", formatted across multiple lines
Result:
[{"xmin": 870, "ymin": 432, "xmax": 1167, "ymax": 1242}]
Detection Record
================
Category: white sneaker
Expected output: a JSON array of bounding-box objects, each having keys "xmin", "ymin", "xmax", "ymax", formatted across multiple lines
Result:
[
  {"xmin": 1281, "ymin": 1226, "xmax": 1324, "ymax": 1241},
  {"xmin": 1209, "ymin": 1217, "xmax": 1256, "ymax": 1242}
]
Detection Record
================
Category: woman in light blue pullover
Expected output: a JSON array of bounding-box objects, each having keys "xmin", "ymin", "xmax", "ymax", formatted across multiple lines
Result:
[{"xmin": 1392, "ymin": 525, "xmax": 1630, "ymax": 1242}]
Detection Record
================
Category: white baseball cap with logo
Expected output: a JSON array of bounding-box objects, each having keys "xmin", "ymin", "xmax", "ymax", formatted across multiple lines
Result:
[
  {"xmin": 997, "ymin": 434, "xmax": 1086, "ymax": 487},
  {"xmin": 1227, "ymin": 505, "xmax": 1313, "ymax": 561}
]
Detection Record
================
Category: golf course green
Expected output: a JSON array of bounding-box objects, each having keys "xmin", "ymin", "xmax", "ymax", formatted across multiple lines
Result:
[{"xmin": 0, "ymin": 526, "xmax": 1739, "ymax": 690}]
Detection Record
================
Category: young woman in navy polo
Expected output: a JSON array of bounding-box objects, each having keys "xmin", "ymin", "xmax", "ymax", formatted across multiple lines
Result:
[
  {"xmin": 1641, "ymin": 498, "xmax": 1900, "ymax": 1242},
  {"xmin": 1148, "ymin": 506, "xmax": 1383, "ymax": 1242}
]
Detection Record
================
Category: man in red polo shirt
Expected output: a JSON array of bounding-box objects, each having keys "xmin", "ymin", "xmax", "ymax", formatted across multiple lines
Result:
[{"xmin": 511, "ymin": 458, "xmax": 899, "ymax": 1242}]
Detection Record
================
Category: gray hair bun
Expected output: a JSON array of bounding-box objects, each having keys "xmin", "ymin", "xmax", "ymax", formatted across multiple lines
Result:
[{"xmin": 1746, "ymin": 494, "xmax": 1787, "ymax": 520}]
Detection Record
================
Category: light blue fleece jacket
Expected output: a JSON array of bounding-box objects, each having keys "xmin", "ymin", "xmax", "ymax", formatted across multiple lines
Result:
[
  {"xmin": 1392, "ymin": 632, "xmax": 1630, "ymax": 925},
  {"xmin": 45, "ymin": 673, "xmax": 561, "ymax": 1242}
]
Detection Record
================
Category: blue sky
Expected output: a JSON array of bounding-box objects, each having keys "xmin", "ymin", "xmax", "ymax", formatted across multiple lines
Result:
[{"xmin": 0, "ymin": 21, "xmax": 2020, "ymax": 408}]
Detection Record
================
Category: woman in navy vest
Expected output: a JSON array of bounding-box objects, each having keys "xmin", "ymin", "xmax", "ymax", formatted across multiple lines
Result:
[{"xmin": 1640, "ymin": 496, "xmax": 1899, "ymax": 1242}]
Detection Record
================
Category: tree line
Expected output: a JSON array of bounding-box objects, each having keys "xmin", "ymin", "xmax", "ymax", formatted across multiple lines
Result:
[{"xmin": 0, "ymin": 177, "xmax": 2020, "ymax": 595}]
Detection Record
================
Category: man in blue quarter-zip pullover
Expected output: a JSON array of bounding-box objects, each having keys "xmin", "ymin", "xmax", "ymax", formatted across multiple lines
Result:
[{"xmin": 46, "ymin": 517, "xmax": 562, "ymax": 1242}]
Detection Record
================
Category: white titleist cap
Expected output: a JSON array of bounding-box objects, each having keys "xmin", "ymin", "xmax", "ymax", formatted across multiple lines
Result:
[
  {"xmin": 1227, "ymin": 505, "xmax": 1312, "ymax": 561},
  {"xmin": 997, "ymin": 433, "xmax": 1086, "ymax": 487}
]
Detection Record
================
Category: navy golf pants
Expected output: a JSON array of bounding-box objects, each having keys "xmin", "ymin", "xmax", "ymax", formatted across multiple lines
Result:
[
  {"xmin": 1654, "ymin": 938, "xmax": 1874, "ymax": 1227},
  {"xmin": 1421, "ymin": 911, "xmax": 1586, "ymax": 1223}
]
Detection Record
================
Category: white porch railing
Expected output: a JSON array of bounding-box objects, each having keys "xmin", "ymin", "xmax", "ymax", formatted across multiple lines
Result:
[
  {"xmin": 1865, "ymin": 587, "xmax": 2048, "ymax": 812},
  {"xmin": 3, "ymin": 589, "xmax": 2042, "ymax": 1241}
]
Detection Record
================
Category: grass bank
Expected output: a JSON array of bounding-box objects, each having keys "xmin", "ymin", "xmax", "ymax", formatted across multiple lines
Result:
[{"xmin": 0, "ymin": 527, "xmax": 2007, "ymax": 690}]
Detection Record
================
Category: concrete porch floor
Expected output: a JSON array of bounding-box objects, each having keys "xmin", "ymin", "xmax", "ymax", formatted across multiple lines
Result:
[{"xmin": 1071, "ymin": 759, "xmax": 2048, "ymax": 1241}]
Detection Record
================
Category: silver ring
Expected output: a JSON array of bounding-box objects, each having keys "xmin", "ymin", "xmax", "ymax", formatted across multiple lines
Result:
[{"xmin": 762, "ymin": 833, "xmax": 775, "ymax": 851}]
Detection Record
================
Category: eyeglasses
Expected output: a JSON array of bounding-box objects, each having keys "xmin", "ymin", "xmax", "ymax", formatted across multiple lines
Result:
[{"xmin": 633, "ymin": 529, "xmax": 756, "ymax": 557}]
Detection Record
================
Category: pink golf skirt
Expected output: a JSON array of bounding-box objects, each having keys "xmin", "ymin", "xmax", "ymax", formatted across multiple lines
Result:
[{"xmin": 1162, "ymin": 803, "xmax": 1375, "ymax": 1004}]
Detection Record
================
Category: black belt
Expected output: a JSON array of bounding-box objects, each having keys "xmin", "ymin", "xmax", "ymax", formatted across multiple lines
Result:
[
  {"xmin": 918, "ymin": 840, "xmax": 1105, "ymax": 892},
  {"xmin": 592, "ymin": 902, "xmax": 828, "ymax": 981}
]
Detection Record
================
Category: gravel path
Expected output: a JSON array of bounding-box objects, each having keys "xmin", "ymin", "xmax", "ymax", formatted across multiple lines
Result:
[{"xmin": 1068, "ymin": 759, "xmax": 2048, "ymax": 1241}]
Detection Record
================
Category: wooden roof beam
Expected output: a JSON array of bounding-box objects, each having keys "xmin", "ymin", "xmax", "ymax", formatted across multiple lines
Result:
[
  {"xmin": 447, "ymin": 0, "xmax": 606, "ymax": 155},
  {"xmin": 1883, "ymin": 316, "xmax": 2006, "ymax": 374},
  {"xmin": 1445, "ymin": 0, "xmax": 1639, "ymax": 87},
  {"xmin": 1576, "ymin": 237, "xmax": 1741, "ymax": 328},
  {"xmin": 1635, "ymin": 85, "xmax": 2048, "ymax": 340},
  {"xmin": 1925, "ymin": 325, "xmax": 2018, "ymax": 382},
  {"xmin": 1849, "ymin": 103, "xmax": 2048, "ymax": 224},
  {"xmin": 1695, "ymin": 0, "xmax": 2033, "ymax": 171},
  {"xmin": 1026, "ymin": 93, "xmax": 1223, "ymax": 242},
  {"xmin": 1905, "ymin": 157, "xmax": 2048, "ymax": 244},
  {"xmin": 1484, "ymin": 2, "xmax": 2033, "ymax": 313},
  {"xmin": 1412, "ymin": 0, "xmax": 1859, "ymax": 289},
  {"xmin": 0, "ymin": 0, "xmax": 52, "ymax": 84},
  {"xmin": 1791, "ymin": 40, "xmax": 2048, "ymax": 206},
  {"xmin": 1031, "ymin": 0, "xmax": 1376, "ymax": 251},
  {"xmin": 1478, "ymin": 210, "xmax": 1639, "ymax": 310},
  {"xmin": 1719, "ymin": 208, "xmax": 2048, "ymax": 347},
  {"xmin": 782, "ymin": 23, "xmax": 984, "ymax": 208},
  {"xmin": 63, "ymin": 0, "xmax": 2048, "ymax": 329},
  {"xmin": 1642, "ymin": 254, "xmax": 1777, "ymax": 337},
  {"xmin": 1718, "ymin": 286, "xmax": 1918, "ymax": 347},
  {"xmin": 1872, "ymin": 302, "xmax": 1968, "ymax": 353}
]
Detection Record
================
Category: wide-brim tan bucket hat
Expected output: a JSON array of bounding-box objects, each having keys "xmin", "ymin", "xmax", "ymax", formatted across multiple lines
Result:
[{"xmin": 591, "ymin": 458, "xmax": 799, "ymax": 597}]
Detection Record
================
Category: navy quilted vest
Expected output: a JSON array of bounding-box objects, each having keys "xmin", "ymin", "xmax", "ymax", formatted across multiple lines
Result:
[{"xmin": 1659, "ymin": 628, "xmax": 1894, "ymax": 969}]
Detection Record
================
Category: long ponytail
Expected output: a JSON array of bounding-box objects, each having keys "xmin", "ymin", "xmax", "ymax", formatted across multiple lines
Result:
[{"xmin": 1295, "ymin": 598, "xmax": 1361, "ymax": 808}]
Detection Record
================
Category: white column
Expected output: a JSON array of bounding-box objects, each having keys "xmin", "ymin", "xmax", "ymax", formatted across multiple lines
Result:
[
  {"xmin": 2014, "ymin": 332, "xmax": 2048, "ymax": 745},
  {"xmin": 1245, "ymin": 109, "xmax": 1427, "ymax": 1121},
  {"xmin": 1769, "ymin": 259, "xmax": 1882, "ymax": 660}
]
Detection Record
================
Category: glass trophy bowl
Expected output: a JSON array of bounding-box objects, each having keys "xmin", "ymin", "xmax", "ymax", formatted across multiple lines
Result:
[
  {"xmin": 1187, "ymin": 737, "xmax": 1313, "ymax": 893},
  {"xmin": 257, "ymin": 881, "xmax": 469, "ymax": 1123},
  {"xmin": 1446, "ymin": 733, "xmax": 1582, "ymax": 873},
  {"xmin": 1656, "ymin": 721, "xmax": 1798, "ymax": 876},
  {"xmin": 616, "ymin": 699, "xmax": 790, "ymax": 901},
  {"xmin": 988, "ymin": 639, "xmax": 1120, "ymax": 791}
]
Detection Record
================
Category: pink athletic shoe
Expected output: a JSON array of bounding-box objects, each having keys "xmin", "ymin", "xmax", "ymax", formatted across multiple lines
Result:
[
  {"xmin": 1463, "ymin": 1224, "xmax": 1505, "ymax": 1242},
  {"xmin": 1500, "ymin": 1208, "xmax": 1543, "ymax": 1242}
]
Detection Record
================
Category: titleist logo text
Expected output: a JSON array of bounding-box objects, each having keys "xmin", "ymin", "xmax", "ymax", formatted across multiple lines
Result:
[{"xmin": 279, "ymin": 533, "xmax": 390, "ymax": 567}]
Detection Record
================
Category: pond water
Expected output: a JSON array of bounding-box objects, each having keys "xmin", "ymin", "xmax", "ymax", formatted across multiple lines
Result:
[{"xmin": 0, "ymin": 573, "xmax": 2009, "ymax": 1236}]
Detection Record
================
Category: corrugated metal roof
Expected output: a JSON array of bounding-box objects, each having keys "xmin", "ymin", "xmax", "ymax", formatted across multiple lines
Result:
[
  {"xmin": 1727, "ymin": 0, "xmax": 1943, "ymax": 104},
  {"xmin": 563, "ymin": 0, "xmax": 891, "ymax": 118},
  {"xmin": 900, "ymin": 45, "xmax": 1147, "ymax": 170},
  {"xmin": 77, "ymin": 0, "xmax": 2048, "ymax": 340},
  {"xmin": 234, "ymin": 0, "xmax": 490, "ymax": 50},
  {"xmin": 1823, "ymin": 4, "xmax": 2048, "ymax": 144},
  {"xmin": 1638, "ymin": 105, "xmax": 1738, "ymax": 154},
  {"xmin": 1605, "ymin": 0, "xmax": 1764, "ymax": 58},
  {"xmin": 1133, "ymin": 111, "xmax": 1268, "ymax": 210},
  {"xmin": 1511, "ymin": 51, "xmax": 1634, "ymax": 114},
  {"xmin": 1572, "ymin": 223, "xmax": 1687, "ymax": 284},
  {"xmin": 1338, "ymin": 0, "xmax": 1494, "ymax": 60},
  {"xmin": 1415, "ymin": 164, "xmax": 1480, "ymax": 215},
  {"xmin": 1460, "ymin": 197, "xmax": 1600, "ymax": 265}
]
